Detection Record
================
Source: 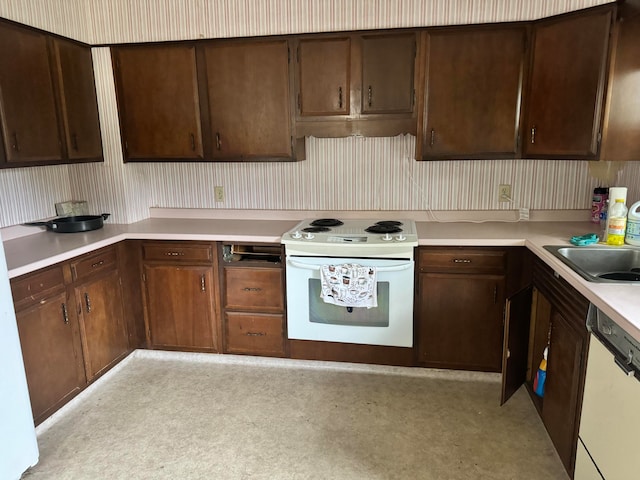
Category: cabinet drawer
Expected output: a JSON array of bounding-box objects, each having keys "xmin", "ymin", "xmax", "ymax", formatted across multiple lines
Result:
[
  {"xmin": 143, "ymin": 242, "xmax": 212, "ymax": 263},
  {"xmin": 11, "ymin": 266, "xmax": 66, "ymax": 309},
  {"xmin": 225, "ymin": 312, "xmax": 285, "ymax": 356},
  {"xmin": 71, "ymin": 246, "xmax": 117, "ymax": 281},
  {"xmin": 223, "ymin": 267, "xmax": 284, "ymax": 312},
  {"xmin": 419, "ymin": 248, "xmax": 506, "ymax": 273}
]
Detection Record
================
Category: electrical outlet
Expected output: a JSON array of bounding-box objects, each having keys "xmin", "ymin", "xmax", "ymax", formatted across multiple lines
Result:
[
  {"xmin": 498, "ymin": 184, "xmax": 512, "ymax": 203},
  {"xmin": 214, "ymin": 186, "xmax": 224, "ymax": 202}
]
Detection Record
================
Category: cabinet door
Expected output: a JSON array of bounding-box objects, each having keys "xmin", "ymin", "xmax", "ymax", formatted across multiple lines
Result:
[
  {"xmin": 203, "ymin": 39, "xmax": 292, "ymax": 159},
  {"xmin": 542, "ymin": 310, "xmax": 586, "ymax": 475},
  {"xmin": 418, "ymin": 273, "xmax": 505, "ymax": 371},
  {"xmin": 600, "ymin": 7, "xmax": 640, "ymax": 161},
  {"xmin": 500, "ymin": 287, "xmax": 532, "ymax": 405},
  {"xmin": 421, "ymin": 26, "xmax": 525, "ymax": 159},
  {"xmin": 143, "ymin": 265, "xmax": 216, "ymax": 351},
  {"xmin": 16, "ymin": 291, "xmax": 86, "ymax": 425},
  {"xmin": 524, "ymin": 8, "xmax": 612, "ymax": 158},
  {"xmin": 53, "ymin": 38, "xmax": 102, "ymax": 161},
  {"xmin": 0, "ymin": 23, "xmax": 62, "ymax": 164},
  {"xmin": 76, "ymin": 270, "xmax": 129, "ymax": 381},
  {"xmin": 112, "ymin": 45, "xmax": 203, "ymax": 160},
  {"xmin": 361, "ymin": 33, "xmax": 415, "ymax": 115},
  {"xmin": 298, "ymin": 37, "xmax": 351, "ymax": 116}
]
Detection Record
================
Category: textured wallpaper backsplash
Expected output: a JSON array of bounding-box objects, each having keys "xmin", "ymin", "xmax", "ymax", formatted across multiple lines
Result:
[{"xmin": 2, "ymin": 0, "xmax": 639, "ymax": 229}]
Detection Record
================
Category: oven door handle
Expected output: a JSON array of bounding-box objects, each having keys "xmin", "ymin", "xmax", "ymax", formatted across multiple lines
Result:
[{"xmin": 287, "ymin": 259, "xmax": 413, "ymax": 272}]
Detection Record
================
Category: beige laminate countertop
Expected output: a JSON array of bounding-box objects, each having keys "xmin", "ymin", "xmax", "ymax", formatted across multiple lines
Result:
[{"xmin": 3, "ymin": 217, "xmax": 639, "ymax": 341}]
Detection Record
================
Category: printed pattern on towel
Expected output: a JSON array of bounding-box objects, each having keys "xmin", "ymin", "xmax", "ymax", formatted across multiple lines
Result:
[{"xmin": 320, "ymin": 264, "xmax": 377, "ymax": 308}]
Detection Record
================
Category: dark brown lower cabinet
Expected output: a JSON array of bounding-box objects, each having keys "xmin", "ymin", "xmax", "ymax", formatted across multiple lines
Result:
[
  {"xmin": 143, "ymin": 265, "xmax": 217, "ymax": 351},
  {"xmin": 225, "ymin": 312, "xmax": 285, "ymax": 356},
  {"xmin": 418, "ymin": 273, "xmax": 505, "ymax": 370},
  {"xmin": 416, "ymin": 247, "xmax": 507, "ymax": 372},
  {"xmin": 219, "ymin": 243, "xmax": 286, "ymax": 357},
  {"xmin": 15, "ymin": 290, "xmax": 86, "ymax": 425},
  {"xmin": 542, "ymin": 310, "xmax": 586, "ymax": 473},
  {"xmin": 11, "ymin": 265, "xmax": 86, "ymax": 425},
  {"xmin": 511, "ymin": 258, "xmax": 590, "ymax": 478},
  {"xmin": 75, "ymin": 269, "xmax": 129, "ymax": 381},
  {"xmin": 141, "ymin": 241, "xmax": 218, "ymax": 352}
]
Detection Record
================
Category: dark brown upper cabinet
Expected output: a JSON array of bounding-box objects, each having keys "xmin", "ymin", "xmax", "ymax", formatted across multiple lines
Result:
[
  {"xmin": 112, "ymin": 44, "xmax": 204, "ymax": 161},
  {"xmin": 294, "ymin": 31, "xmax": 417, "ymax": 137},
  {"xmin": 0, "ymin": 20, "xmax": 102, "ymax": 168},
  {"xmin": 417, "ymin": 26, "xmax": 527, "ymax": 160},
  {"xmin": 523, "ymin": 6, "xmax": 614, "ymax": 159},
  {"xmin": 0, "ymin": 22, "xmax": 62, "ymax": 165},
  {"xmin": 53, "ymin": 38, "xmax": 103, "ymax": 162},
  {"xmin": 361, "ymin": 33, "xmax": 416, "ymax": 115},
  {"xmin": 200, "ymin": 38, "xmax": 299, "ymax": 161},
  {"xmin": 297, "ymin": 36, "xmax": 351, "ymax": 118},
  {"xmin": 600, "ymin": 1, "xmax": 640, "ymax": 162}
]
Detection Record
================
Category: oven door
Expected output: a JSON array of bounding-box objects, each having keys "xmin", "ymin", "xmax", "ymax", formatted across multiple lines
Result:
[{"xmin": 285, "ymin": 256, "xmax": 414, "ymax": 347}]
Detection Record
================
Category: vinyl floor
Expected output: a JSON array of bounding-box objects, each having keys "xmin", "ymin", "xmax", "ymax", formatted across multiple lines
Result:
[{"xmin": 23, "ymin": 351, "xmax": 569, "ymax": 480}]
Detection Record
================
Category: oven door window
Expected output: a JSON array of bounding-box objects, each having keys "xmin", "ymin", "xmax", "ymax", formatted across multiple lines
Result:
[{"xmin": 308, "ymin": 279, "xmax": 389, "ymax": 327}]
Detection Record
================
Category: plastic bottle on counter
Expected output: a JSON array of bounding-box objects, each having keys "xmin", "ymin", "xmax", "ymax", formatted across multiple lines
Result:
[
  {"xmin": 592, "ymin": 187, "xmax": 608, "ymax": 224},
  {"xmin": 625, "ymin": 201, "xmax": 640, "ymax": 246},
  {"xmin": 600, "ymin": 199, "xmax": 609, "ymax": 243},
  {"xmin": 607, "ymin": 198, "xmax": 628, "ymax": 245}
]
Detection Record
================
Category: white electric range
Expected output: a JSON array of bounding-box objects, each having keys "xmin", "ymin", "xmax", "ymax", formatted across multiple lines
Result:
[{"xmin": 282, "ymin": 218, "xmax": 418, "ymax": 347}]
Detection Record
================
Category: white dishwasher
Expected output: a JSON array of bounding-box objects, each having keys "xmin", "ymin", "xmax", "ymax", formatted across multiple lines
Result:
[{"xmin": 575, "ymin": 305, "xmax": 640, "ymax": 479}]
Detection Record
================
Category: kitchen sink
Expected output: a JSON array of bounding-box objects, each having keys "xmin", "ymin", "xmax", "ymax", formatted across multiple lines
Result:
[{"xmin": 544, "ymin": 245, "xmax": 640, "ymax": 283}]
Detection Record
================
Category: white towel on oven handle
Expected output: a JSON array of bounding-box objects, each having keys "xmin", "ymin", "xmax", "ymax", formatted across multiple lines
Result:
[{"xmin": 319, "ymin": 263, "xmax": 377, "ymax": 308}]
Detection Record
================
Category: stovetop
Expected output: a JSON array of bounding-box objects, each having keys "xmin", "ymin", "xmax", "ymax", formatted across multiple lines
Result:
[{"xmin": 282, "ymin": 218, "xmax": 418, "ymax": 258}]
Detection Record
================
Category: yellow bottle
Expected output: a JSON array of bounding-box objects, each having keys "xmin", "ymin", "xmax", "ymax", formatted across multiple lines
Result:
[{"xmin": 607, "ymin": 198, "xmax": 628, "ymax": 246}]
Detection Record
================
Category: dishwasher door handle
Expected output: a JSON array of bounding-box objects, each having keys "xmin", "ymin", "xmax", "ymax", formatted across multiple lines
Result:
[
  {"xmin": 614, "ymin": 356, "xmax": 636, "ymax": 377},
  {"xmin": 287, "ymin": 259, "xmax": 413, "ymax": 273}
]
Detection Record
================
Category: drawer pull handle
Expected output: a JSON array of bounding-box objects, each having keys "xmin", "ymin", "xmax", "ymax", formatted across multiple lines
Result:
[
  {"xmin": 84, "ymin": 293, "xmax": 91, "ymax": 313},
  {"xmin": 338, "ymin": 86, "xmax": 343, "ymax": 109},
  {"xmin": 200, "ymin": 274, "xmax": 206, "ymax": 292},
  {"xmin": 245, "ymin": 332, "xmax": 266, "ymax": 337},
  {"xmin": 453, "ymin": 258, "xmax": 472, "ymax": 264},
  {"xmin": 215, "ymin": 132, "xmax": 222, "ymax": 150},
  {"xmin": 243, "ymin": 287, "xmax": 262, "ymax": 292},
  {"xmin": 91, "ymin": 260, "xmax": 105, "ymax": 268},
  {"xmin": 531, "ymin": 126, "xmax": 536, "ymax": 144},
  {"xmin": 61, "ymin": 303, "xmax": 69, "ymax": 324},
  {"xmin": 164, "ymin": 251, "xmax": 185, "ymax": 256},
  {"xmin": 368, "ymin": 85, "xmax": 373, "ymax": 107}
]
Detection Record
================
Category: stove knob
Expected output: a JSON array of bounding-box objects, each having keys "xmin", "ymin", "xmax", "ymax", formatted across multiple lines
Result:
[
  {"xmin": 291, "ymin": 231, "xmax": 302, "ymax": 239},
  {"xmin": 395, "ymin": 234, "xmax": 406, "ymax": 241},
  {"xmin": 382, "ymin": 233, "xmax": 393, "ymax": 241},
  {"xmin": 304, "ymin": 232, "xmax": 315, "ymax": 240}
]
